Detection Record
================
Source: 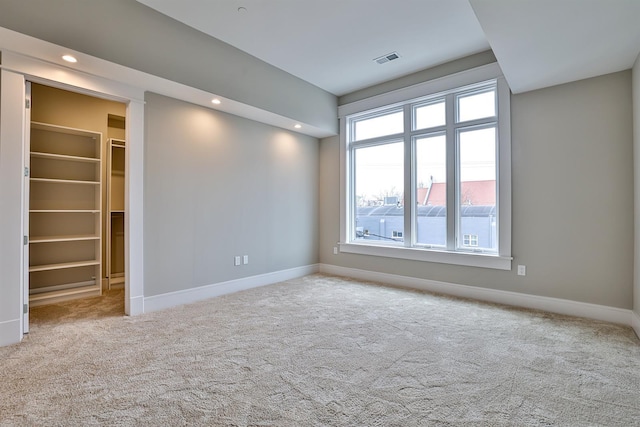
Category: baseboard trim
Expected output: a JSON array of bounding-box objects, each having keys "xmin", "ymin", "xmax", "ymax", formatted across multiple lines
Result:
[
  {"xmin": 127, "ymin": 295, "xmax": 144, "ymax": 316},
  {"xmin": 632, "ymin": 310, "xmax": 640, "ymax": 339},
  {"xmin": 0, "ymin": 318, "xmax": 23, "ymax": 347},
  {"xmin": 144, "ymin": 264, "xmax": 319, "ymax": 313},
  {"xmin": 319, "ymin": 264, "xmax": 632, "ymax": 326}
]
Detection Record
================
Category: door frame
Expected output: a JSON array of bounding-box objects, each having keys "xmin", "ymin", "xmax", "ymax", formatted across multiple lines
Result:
[{"xmin": 0, "ymin": 50, "xmax": 145, "ymax": 343}]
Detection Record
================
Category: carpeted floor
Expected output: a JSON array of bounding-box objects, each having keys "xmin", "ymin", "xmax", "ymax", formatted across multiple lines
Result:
[{"xmin": 1, "ymin": 274, "xmax": 639, "ymax": 426}]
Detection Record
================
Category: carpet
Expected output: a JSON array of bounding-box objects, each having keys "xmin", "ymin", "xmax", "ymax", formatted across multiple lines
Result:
[{"xmin": 1, "ymin": 274, "xmax": 639, "ymax": 426}]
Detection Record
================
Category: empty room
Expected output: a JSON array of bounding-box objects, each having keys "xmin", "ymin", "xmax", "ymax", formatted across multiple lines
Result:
[{"xmin": 1, "ymin": 0, "xmax": 639, "ymax": 425}]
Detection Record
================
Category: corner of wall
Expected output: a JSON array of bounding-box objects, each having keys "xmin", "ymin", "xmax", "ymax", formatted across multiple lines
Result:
[
  {"xmin": 633, "ymin": 52, "xmax": 640, "ymax": 319},
  {"xmin": 632, "ymin": 310, "xmax": 640, "ymax": 339}
]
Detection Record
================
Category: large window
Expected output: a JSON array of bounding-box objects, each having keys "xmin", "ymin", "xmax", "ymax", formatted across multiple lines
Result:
[{"xmin": 339, "ymin": 65, "xmax": 512, "ymax": 270}]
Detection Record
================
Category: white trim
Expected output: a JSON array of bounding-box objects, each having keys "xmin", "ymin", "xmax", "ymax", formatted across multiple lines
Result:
[
  {"xmin": 338, "ymin": 63, "xmax": 503, "ymax": 118},
  {"xmin": 339, "ymin": 243, "xmax": 512, "ymax": 270},
  {"xmin": 319, "ymin": 264, "xmax": 633, "ymax": 326},
  {"xmin": 1, "ymin": 50, "xmax": 145, "ymax": 330},
  {"xmin": 124, "ymin": 101, "xmax": 144, "ymax": 316},
  {"xmin": 143, "ymin": 264, "xmax": 319, "ymax": 313},
  {"xmin": 339, "ymin": 66, "xmax": 512, "ymax": 271},
  {"xmin": 0, "ymin": 319, "xmax": 22, "ymax": 347},
  {"xmin": 0, "ymin": 70, "xmax": 27, "ymax": 346},
  {"xmin": 496, "ymin": 75, "xmax": 512, "ymax": 258},
  {"xmin": 129, "ymin": 295, "xmax": 145, "ymax": 316},
  {"xmin": 632, "ymin": 310, "xmax": 640, "ymax": 339}
]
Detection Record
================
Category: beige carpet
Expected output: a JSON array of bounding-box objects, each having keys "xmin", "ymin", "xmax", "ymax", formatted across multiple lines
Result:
[{"xmin": 1, "ymin": 274, "xmax": 639, "ymax": 426}]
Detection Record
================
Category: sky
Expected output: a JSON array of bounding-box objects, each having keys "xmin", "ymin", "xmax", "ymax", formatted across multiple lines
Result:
[{"xmin": 353, "ymin": 89, "xmax": 496, "ymax": 200}]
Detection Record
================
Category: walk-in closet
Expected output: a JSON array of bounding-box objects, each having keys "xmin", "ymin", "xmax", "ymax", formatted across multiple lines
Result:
[{"xmin": 27, "ymin": 83, "xmax": 127, "ymax": 309}]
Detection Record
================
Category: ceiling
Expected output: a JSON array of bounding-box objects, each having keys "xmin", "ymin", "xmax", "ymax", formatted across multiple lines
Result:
[{"xmin": 137, "ymin": 0, "xmax": 640, "ymax": 96}]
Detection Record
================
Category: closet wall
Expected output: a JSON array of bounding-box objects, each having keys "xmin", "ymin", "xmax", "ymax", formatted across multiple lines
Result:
[{"xmin": 30, "ymin": 84, "xmax": 126, "ymax": 293}]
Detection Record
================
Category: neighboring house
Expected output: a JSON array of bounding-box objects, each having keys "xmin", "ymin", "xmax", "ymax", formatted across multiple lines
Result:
[{"xmin": 417, "ymin": 180, "xmax": 496, "ymax": 206}]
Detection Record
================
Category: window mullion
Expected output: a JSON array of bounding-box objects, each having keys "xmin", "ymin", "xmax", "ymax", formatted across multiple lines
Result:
[
  {"xmin": 403, "ymin": 104, "xmax": 412, "ymax": 248},
  {"xmin": 445, "ymin": 93, "xmax": 456, "ymax": 251}
]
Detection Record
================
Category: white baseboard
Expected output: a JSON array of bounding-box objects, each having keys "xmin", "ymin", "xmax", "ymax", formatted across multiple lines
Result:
[
  {"xmin": 143, "ymin": 264, "xmax": 319, "ymax": 313},
  {"xmin": 319, "ymin": 264, "xmax": 633, "ymax": 326},
  {"xmin": 632, "ymin": 310, "xmax": 640, "ymax": 339},
  {"xmin": 0, "ymin": 318, "xmax": 23, "ymax": 347},
  {"xmin": 127, "ymin": 295, "xmax": 144, "ymax": 316}
]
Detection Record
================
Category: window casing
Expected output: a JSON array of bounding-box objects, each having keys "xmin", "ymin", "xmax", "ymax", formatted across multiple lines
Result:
[{"xmin": 338, "ymin": 64, "xmax": 512, "ymax": 270}]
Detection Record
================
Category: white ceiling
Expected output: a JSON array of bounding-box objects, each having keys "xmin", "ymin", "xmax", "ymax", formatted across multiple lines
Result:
[
  {"xmin": 137, "ymin": 0, "xmax": 640, "ymax": 96},
  {"xmin": 136, "ymin": 0, "xmax": 490, "ymax": 96},
  {"xmin": 470, "ymin": 0, "xmax": 640, "ymax": 93}
]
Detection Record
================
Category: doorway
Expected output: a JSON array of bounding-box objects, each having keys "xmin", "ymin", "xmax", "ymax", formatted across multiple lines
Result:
[{"xmin": 25, "ymin": 83, "xmax": 127, "ymax": 327}]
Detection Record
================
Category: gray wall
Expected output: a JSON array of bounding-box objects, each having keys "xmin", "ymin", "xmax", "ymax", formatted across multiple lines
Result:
[
  {"xmin": 0, "ymin": 0, "xmax": 337, "ymax": 134},
  {"xmin": 321, "ymin": 71, "xmax": 634, "ymax": 309},
  {"xmin": 144, "ymin": 93, "xmax": 319, "ymax": 297}
]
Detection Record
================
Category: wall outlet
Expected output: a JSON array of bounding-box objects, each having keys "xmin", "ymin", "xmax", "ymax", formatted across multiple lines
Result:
[
  {"xmin": 333, "ymin": 247, "xmax": 338, "ymax": 255},
  {"xmin": 517, "ymin": 265, "xmax": 526, "ymax": 276},
  {"xmin": 243, "ymin": 255, "xmax": 249, "ymax": 265},
  {"xmin": 234, "ymin": 256, "xmax": 241, "ymax": 266}
]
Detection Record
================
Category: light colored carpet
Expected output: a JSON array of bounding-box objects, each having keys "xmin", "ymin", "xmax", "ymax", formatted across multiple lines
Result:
[{"xmin": 1, "ymin": 274, "xmax": 639, "ymax": 426}]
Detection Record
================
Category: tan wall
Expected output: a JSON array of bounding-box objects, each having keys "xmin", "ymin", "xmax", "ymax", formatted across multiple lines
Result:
[{"xmin": 30, "ymin": 83, "xmax": 126, "ymax": 281}]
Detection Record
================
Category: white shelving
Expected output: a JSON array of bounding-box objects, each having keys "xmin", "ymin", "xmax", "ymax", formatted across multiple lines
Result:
[
  {"xmin": 28, "ymin": 122, "xmax": 103, "ymax": 306},
  {"xmin": 30, "ymin": 151, "xmax": 101, "ymax": 163},
  {"xmin": 29, "ymin": 260, "xmax": 101, "ymax": 273},
  {"xmin": 29, "ymin": 235, "xmax": 100, "ymax": 243}
]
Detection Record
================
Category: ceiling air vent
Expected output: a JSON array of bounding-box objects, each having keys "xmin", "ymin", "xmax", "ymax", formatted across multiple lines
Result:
[{"xmin": 374, "ymin": 52, "xmax": 400, "ymax": 65}]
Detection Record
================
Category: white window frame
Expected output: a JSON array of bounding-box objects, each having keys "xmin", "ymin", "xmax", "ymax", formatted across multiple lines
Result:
[{"xmin": 338, "ymin": 63, "xmax": 512, "ymax": 270}]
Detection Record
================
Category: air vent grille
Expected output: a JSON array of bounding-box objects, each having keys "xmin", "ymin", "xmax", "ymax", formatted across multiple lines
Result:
[{"xmin": 374, "ymin": 52, "xmax": 400, "ymax": 65}]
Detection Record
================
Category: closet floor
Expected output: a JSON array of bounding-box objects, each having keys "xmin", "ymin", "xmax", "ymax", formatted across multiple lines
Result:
[{"xmin": 30, "ymin": 289, "xmax": 124, "ymax": 327}]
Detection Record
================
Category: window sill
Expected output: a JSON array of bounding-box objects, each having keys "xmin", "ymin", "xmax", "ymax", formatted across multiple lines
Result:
[{"xmin": 339, "ymin": 242, "xmax": 512, "ymax": 270}]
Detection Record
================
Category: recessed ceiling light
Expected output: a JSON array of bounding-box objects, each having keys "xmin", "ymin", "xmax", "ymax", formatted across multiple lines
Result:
[
  {"xmin": 62, "ymin": 55, "xmax": 77, "ymax": 63},
  {"xmin": 238, "ymin": 6, "xmax": 247, "ymax": 13},
  {"xmin": 294, "ymin": 124, "xmax": 302, "ymax": 129},
  {"xmin": 211, "ymin": 98, "xmax": 221, "ymax": 105}
]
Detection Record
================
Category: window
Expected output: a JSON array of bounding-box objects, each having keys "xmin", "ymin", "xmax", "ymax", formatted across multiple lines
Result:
[
  {"xmin": 463, "ymin": 234, "xmax": 479, "ymax": 247},
  {"xmin": 339, "ymin": 64, "xmax": 512, "ymax": 270}
]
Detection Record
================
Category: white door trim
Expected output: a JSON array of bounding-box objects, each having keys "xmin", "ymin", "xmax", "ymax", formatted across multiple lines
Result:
[
  {"xmin": 0, "ymin": 69, "xmax": 27, "ymax": 346},
  {"xmin": 0, "ymin": 52, "xmax": 145, "ymax": 345}
]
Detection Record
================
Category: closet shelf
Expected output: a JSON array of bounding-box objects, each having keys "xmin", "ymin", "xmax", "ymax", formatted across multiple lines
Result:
[
  {"xmin": 30, "ymin": 151, "xmax": 100, "ymax": 163},
  {"xmin": 29, "ymin": 234, "xmax": 100, "ymax": 243},
  {"xmin": 29, "ymin": 259, "xmax": 100, "ymax": 273},
  {"xmin": 30, "ymin": 209, "xmax": 100, "ymax": 213},
  {"xmin": 30, "ymin": 177, "xmax": 100, "ymax": 185},
  {"xmin": 29, "ymin": 119, "xmax": 103, "ymax": 306}
]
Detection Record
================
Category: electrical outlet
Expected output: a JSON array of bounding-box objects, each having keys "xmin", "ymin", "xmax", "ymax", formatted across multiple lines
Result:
[
  {"xmin": 243, "ymin": 255, "xmax": 249, "ymax": 265},
  {"xmin": 517, "ymin": 265, "xmax": 526, "ymax": 276},
  {"xmin": 333, "ymin": 247, "xmax": 338, "ymax": 255},
  {"xmin": 234, "ymin": 256, "xmax": 241, "ymax": 266}
]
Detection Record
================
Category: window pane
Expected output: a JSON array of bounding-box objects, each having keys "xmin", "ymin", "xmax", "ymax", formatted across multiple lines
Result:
[
  {"xmin": 414, "ymin": 101, "xmax": 445, "ymax": 130},
  {"xmin": 354, "ymin": 111, "xmax": 403, "ymax": 141},
  {"xmin": 354, "ymin": 142, "xmax": 404, "ymax": 243},
  {"xmin": 415, "ymin": 134, "xmax": 446, "ymax": 246},
  {"xmin": 457, "ymin": 90, "xmax": 495, "ymax": 123},
  {"xmin": 458, "ymin": 127, "xmax": 497, "ymax": 251}
]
